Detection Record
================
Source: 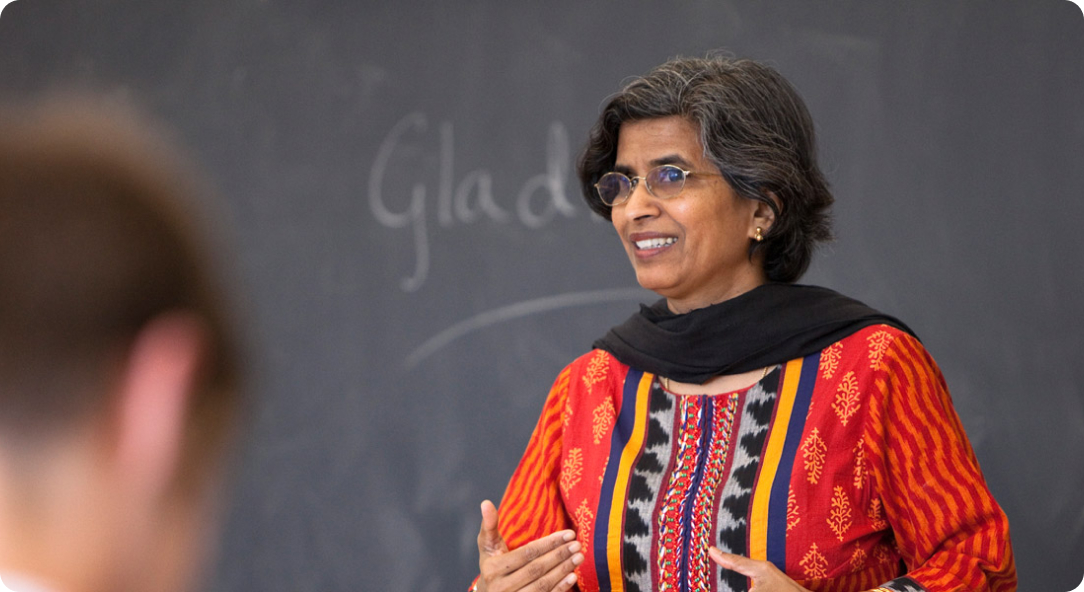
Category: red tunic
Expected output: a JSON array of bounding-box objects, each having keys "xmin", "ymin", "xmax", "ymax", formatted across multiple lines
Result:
[{"xmin": 492, "ymin": 325, "xmax": 1015, "ymax": 592}]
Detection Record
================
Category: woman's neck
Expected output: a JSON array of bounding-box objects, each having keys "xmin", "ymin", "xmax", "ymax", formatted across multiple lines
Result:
[
  {"xmin": 662, "ymin": 366, "xmax": 770, "ymax": 396},
  {"xmin": 665, "ymin": 275, "xmax": 767, "ymax": 314}
]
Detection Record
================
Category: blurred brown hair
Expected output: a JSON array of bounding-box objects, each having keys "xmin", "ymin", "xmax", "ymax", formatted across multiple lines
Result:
[{"xmin": 0, "ymin": 98, "xmax": 243, "ymax": 498}]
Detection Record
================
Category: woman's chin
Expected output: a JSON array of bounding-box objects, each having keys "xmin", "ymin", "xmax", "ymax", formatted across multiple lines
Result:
[{"xmin": 633, "ymin": 273, "xmax": 671, "ymax": 295}]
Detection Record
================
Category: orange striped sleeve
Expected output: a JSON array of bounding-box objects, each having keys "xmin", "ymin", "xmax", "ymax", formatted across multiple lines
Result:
[
  {"xmin": 496, "ymin": 364, "xmax": 573, "ymax": 549},
  {"xmin": 866, "ymin": 332, "xmax": 1016, "ymax": 591}
]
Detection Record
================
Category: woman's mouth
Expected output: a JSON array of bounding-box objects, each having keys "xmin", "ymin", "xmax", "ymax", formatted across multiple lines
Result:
[{"xmin": 634, "ymin": 237, "xmax": 677, "ymax": 250}]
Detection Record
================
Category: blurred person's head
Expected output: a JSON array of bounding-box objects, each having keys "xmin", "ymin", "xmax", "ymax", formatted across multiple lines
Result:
[{"xmin": 0, "ymin": 99, "xmax": 244, "ymax": 592}]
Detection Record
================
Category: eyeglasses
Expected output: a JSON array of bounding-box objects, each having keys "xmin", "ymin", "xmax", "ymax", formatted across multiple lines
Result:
[{"xmin": 594, "ymin": 164, "xmax": 722, "ymax": 206}]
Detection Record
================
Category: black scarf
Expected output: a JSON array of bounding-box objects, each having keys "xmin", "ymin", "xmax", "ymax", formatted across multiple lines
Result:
[{"xmin": 593, "ymin": 283, "xmax": 916, "ymax": 384}]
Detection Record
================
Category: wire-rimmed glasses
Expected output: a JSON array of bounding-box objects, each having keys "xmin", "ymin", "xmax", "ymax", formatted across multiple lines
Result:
[{"xmin": 594, "ymin": 164, "xmax": 722, "ymax": 206}]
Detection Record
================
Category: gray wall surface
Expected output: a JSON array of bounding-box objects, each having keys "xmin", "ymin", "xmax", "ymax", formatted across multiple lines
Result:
[{"xmin": 1, "ymin": 1, "xmax": 1081, "ymax": 590}]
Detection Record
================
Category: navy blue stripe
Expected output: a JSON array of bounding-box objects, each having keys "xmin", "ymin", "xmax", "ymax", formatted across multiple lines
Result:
[
  {"xmin": 766, "ymin": 354, "xmax": 820, "ymax": 569},
  {"xmin": 593, "ymin": 367, "xmax": 644, "ymax": 592}
]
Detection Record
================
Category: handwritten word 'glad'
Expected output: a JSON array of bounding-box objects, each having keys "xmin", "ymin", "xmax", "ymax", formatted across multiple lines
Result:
[{"xmin": 368, "ymin": 113, "xmax": 578, "ymax": 292}]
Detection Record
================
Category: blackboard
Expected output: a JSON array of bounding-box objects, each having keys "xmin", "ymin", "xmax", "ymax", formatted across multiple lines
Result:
[{"xmin": 1, "ymin": 1, "xmax": 1082, "ymax": 590}]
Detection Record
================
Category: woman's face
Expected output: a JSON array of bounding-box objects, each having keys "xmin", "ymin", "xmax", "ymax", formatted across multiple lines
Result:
[{"xmin": 611, "ymin": 116, "xmax": 769, "ymax": 313}]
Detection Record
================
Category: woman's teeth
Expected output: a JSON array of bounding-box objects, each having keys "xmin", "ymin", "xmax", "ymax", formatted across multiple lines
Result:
[{"xmin": 635, "ymin": 237, "xmax": 677, "ymax": 250}]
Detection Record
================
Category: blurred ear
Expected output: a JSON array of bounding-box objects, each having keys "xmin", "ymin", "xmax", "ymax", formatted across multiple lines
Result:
[{"xmin": 113, "ymin": 312, "xmax": 206, "ymax": 503}]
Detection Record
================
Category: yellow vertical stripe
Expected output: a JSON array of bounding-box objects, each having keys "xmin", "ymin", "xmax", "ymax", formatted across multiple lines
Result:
[
  {"xmin": 748, "ymin": 358, "xmax": 803, "ymax": 561},
  {"xmin": 605, "ymin": 372, "xmax": 653, "ymax": 592}
]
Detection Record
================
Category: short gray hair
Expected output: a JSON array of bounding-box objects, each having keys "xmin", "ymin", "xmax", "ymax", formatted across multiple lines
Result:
[{"xmin": 577, "ymin": 54, "xmax": 833, "ymax": 283}]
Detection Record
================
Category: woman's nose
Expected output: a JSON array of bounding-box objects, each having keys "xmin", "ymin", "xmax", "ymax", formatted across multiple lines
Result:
[{"xmin": 621, "ymin": 179, "xmax": 659, "ymax": 220}]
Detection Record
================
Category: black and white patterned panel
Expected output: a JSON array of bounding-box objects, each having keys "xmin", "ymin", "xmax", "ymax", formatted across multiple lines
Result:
[{"xmin": 713, "ymin": 367, "xmax": 781, "ymax": 592}]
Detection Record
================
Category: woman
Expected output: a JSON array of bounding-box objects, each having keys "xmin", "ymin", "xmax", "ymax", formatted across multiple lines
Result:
[{"xmin": 472, "ymin": 56, "xmax": 1015, "ymax": 592}]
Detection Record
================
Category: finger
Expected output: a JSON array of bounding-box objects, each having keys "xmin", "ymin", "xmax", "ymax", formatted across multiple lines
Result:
[
  {"xmin": 478, "ymin": 500, "xmax": 508, "ymax": 556},
  {"xmin": 545, "ymin": 562, "xmax": 581, "ymax": 592},
  {"xmin": 489, "ymin": 537, "xmax": 582, "ymax": 592},
  {"xmin": 708, "ymin": 547, "xmax": 756, "ymax": 576},
  {"xmin": 483, "ymin": 530, "xmax": 577, "ymax": 582}
]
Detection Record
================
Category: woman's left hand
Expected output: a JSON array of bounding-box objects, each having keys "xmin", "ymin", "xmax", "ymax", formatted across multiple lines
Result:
[{"xmin": 708, "ymin": 547, "xmax": 812, "ymax": 592}]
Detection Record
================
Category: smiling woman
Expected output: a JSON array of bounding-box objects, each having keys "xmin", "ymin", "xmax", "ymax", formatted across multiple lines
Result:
[
  {"xmin": 608, "ymin": 116, "xmax": 771, "ymax": 314},
  {"xmin": 468, "ymin": 55, "xmax": 1016, "ymax": 592}
]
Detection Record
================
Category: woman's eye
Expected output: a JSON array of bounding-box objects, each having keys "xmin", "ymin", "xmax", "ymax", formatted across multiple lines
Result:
[{"xmin": 657, "ymin": 167, "xmax": 683, "ymax": 184}]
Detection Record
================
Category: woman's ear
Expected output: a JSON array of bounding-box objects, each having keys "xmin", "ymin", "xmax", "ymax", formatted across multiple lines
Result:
[{"xmin": 752, "ymin": 191, "xmax": 780, "ymax": 233}]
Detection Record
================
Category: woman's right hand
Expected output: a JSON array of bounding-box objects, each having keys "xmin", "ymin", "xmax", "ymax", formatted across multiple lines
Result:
[{"xmin": 476, "ymin": 499, "xmax": 584, "ymax": 592}]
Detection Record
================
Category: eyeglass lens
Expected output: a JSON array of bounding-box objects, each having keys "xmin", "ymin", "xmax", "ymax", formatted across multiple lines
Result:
[{"xmin": 596, "ymin": 165, "xmax": 688, "ymax": 205}]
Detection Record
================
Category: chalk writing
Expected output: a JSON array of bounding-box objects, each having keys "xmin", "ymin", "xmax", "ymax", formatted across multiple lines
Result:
[
  {"xmin": 404, "ymin": 287, "xmax": 647, "ymax": 368},
  {"xmin": 368, "ymin": 112, "xmax": 578, "ymax": 292}
]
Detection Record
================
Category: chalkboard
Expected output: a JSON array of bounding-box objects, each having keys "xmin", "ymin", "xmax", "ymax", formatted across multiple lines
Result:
[{"xmin": 1, "ymin": 1, "xmax": 1081, "ymax": 590}]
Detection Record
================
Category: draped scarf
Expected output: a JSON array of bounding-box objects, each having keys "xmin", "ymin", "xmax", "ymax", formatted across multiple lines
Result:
[{"xmin": 593, "ymin": 283, "xmax": 916, "ymax": 384}]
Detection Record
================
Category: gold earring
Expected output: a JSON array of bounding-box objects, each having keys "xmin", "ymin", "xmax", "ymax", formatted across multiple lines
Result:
[{"xmin": 754, "ymin": 227, "xmax": 763, "ymax": 242}]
